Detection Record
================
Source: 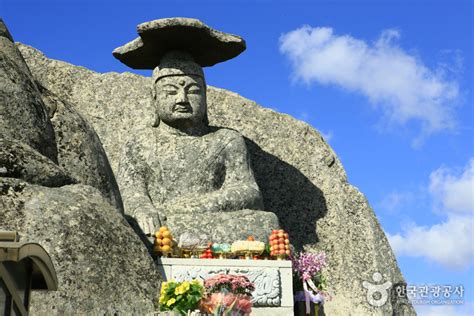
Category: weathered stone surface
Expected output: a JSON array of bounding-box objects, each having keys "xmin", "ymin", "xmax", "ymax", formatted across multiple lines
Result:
[
  {"xmin": 1, "ymin": 19, "xmax": 121, "ymax": 208},
  {"xmin": 0, "ymin": 178, "xmax": 160, "ymax": 314},
  {"xmin": 18, "ymin": 43, "xmax": 415, "ymax": 315},
  {"xmin": 1, "ymin": 21, "xmax": 159, "ymax": 315},
  {"xmin": 0, "ymin": 138, "xmax": 75, "ymax": 187},
  {"xmin": 113, "ymin": 17, "xmax": 246, "ymax": 69},
  {"xmin": 166, "ymin": 209, "xmax": 279, "ymax": 244},
  {"xmin": 0, "ymin": 19, "xmax": 57, "ymax": 163},
  {"xmin": 38, "ymin": 84, "xmax": 124, "ymax": 211},
  {"xmin": 0, "ymin": 19, "xmax": 14, "ymax": 41}
]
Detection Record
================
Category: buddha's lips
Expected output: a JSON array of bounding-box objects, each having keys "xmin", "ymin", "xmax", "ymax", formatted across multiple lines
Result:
[{"xmin": 173, "ymin": 104, "xmax": 191, "ymax": 113}]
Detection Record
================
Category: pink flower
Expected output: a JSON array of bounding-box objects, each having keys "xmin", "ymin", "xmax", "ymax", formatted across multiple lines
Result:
[
  {"xmin": 204, "ymin": 274, "xmax": 255, "ymax": 295},
  {"xmin": 200, "ymin": 293, "xmax": 253, "ymax": 315},
  {"xmin": 291, "ymin": 251, "xmax": 327, "ymax": 281},
  {"xmin": 234, "ymin": 295, "xmax": 252, "ymax": 313}
]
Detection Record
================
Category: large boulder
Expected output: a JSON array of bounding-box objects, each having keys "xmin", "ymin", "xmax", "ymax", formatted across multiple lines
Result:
[
  {"xmin": 0, "ymin": 137, "xmax": 74, "ymax": 187},
  {"xmin": 18, "ymin": 43, "xmax": 415, "ymax": 315},
  {"xmin": 0, "ymin": 19, "xmax": 121, "ymax": 208},
  {"xmin": 0, "ymin": 20, "xmax": 160, "ymax": 315},
  {"xmin": 0, "ymin": 179, "xmax": 160, "ymax": 314},
  {"xmin": 38, "ymin": 85, "xmax": 123, "ymax": 211},
  {"xmin": 0, "ymin": 19, "xmax": 57, "ymax": 163}
]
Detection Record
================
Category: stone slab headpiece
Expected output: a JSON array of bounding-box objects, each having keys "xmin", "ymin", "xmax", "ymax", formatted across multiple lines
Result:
[
  {"xmin": 151, "ymin": 51, "xmax": 204, "ymax": 82},
  {"xmin": 112, "ymin": 17, "xmax": 246, "ymax": 70}
]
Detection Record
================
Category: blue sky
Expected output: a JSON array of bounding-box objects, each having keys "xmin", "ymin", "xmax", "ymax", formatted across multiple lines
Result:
[{"xmin": 2, "ymin": 0, "xmax": 473, "ymax": 314}]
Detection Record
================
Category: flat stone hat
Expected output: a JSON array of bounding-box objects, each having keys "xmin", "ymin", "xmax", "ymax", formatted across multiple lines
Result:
[{"xmin": 112, "ymin": 17, "xmax": 246, "ymax": 70}]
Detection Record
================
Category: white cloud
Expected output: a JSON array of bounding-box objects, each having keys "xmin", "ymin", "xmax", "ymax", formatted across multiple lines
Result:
[
  {"xmin": 387, "ymin": 215, "xmax": 473, "ymax": 269},
  {"xmin": 319, "ymin": 130, "xmax": 333, "ymax": 142},
  {"xmin": 429, "ymin": 159, "xmax": 474, "ymax": 214},
  {"xmin": 386, "ymin": 158, "xmax": 474, "ymax": 270},
  {"xmin": 297, "ymin": 111, "xmax": 310, "ymax": 121},
  {"xmin": 379, "ymin": 191, "xmax": 415, "ymax": 213},
  {"xmin": 279, "ymin": 26, "xmax": 460, "ymax": 143}
]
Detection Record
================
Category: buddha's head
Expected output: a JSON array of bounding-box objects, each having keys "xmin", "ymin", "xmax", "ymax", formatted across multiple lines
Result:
[{"xmin": 151, "ymin": 51, "xmax": 209, "ymax": 129}]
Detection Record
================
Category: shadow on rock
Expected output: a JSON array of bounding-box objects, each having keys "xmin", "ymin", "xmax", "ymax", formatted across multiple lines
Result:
[
  {"xmin": 125, "ymin": 214, "xmax": 155, "ymax": 255},
  {"xmin": 245, "ymin": 138, "xmax": 328, "ymax": 251}
]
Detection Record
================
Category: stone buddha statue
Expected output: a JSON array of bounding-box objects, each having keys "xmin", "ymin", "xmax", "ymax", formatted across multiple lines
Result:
[{"xmin": 115, "ymin": 19, "xmax": 279, "ymax": 242}]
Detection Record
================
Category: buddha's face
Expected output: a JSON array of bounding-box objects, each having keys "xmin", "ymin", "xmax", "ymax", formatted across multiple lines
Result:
[{"xmin": 154, "ymin": 75, "xmax": 207, "ymax": 129}]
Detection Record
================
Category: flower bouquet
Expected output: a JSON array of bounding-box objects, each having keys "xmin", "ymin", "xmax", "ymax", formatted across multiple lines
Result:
[
  {"xmin": 199, "ymin": 274, "xmax": 255, "ymax": 316},
  {"xmin": 159, "ymin": 280, "xmax": 205, "ymax": 316},
  {"xmin": 291, "ymin": 251, "xmax": 329, "ymax": 316}
]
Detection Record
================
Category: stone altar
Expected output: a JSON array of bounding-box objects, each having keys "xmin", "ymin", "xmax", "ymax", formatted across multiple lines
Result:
[{"xmin": 158, "ymin": 258, "xmax": 293, "ymax": 316}]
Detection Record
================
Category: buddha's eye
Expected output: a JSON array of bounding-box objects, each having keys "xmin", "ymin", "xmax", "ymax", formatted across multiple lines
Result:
[
  {"xmin": 160, "ymin": 88, "xmax": 178, "ymax": 95},
  {"xmin": 160, "ymin": 84, "xmax": 179, "ymax": 95},
  {"xmin": 188, "ymin": 89, "xmax": 201, "ymax": 94},
  {"xmin": 163, "ymin": 89, "xmax": 177, "ymax": 95},
  {"xmin": 187, "ymin": 85, "xmax": 201, "ymax": 94}
]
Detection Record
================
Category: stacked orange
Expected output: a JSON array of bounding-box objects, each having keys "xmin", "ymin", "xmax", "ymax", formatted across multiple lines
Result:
[
  {"xmin": 269, "ymin": 229, "xmax": 290, "ymax": 257},
  {"xmin": 154, "ymin": 226, "xmax": 174, "ymax": 255}
]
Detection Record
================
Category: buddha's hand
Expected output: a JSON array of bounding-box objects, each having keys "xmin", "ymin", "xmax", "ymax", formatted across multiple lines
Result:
[{"xmin": 134, "ymin": 207, "xmax": 162, "ymax": 236}]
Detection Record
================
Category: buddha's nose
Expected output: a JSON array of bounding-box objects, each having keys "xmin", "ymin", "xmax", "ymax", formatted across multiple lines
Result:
[{"xmin": 176, "ymin": 89, "xmax": 189, "ymax": 104}]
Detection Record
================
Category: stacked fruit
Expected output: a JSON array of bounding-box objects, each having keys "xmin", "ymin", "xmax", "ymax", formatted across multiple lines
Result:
[
  {"xmin": 199, "ymin": 242, "xmax": 214, "ymax": 259},
  {"xmin": 154, "ymin": 226, "xmax": 174, "ymax": 255},
  {"xmin": 269, "ymin": 229, "xmax": 290, "ymax": 258}
]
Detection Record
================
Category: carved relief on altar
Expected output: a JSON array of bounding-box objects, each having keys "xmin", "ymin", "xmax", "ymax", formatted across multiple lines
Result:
[{"xmin": 172, "ymin": 266, "xmax": 281, "ymax": 307}]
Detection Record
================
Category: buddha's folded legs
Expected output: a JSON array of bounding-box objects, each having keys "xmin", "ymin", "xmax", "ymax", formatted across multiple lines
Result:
[{"xmin": 165, "ymin": 209, "xmax": 280, "ymax": 243}]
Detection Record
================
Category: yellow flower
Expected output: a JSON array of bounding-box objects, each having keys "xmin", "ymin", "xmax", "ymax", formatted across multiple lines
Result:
[
  {"xmin": 191, "ymin": 279, "xmax": 202, "ymax": 286},
  {"xmin": 159, "ymin": 295, "xmax": 166, "ymax": 304},
  {"xmin": 160, "ymin": 286, "xmax": 167, "ymax": 296},
  {"xmin": 175, "ymin": 281, "xmax": 190, "ymax": 295},
  {"xmin": 166, "ymin": 298, "xmax": 176, "ymax": 307}
]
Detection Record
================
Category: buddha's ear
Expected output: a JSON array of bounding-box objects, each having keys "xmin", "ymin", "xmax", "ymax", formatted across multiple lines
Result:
[
  {"xmin": 151, "ymin": 98, "xmax": 160, "ymax": 127},
  {"xmin": 151, "ymin": 66, "xmax": 161, "ymax": 100},
  {"xmin": 201, "ymin": 78, "xmax": 209, "ymax": 126},
  {"xmin": 151, "ymin": 83, "xmax": 157, "ymax": 100},
  {"xmin": 150, "ymin": 83, "xmax": 160, "ymax": 127},
  {"xmin": 151, "ymin": 113, "xmax": 160, "ymax": 127}
]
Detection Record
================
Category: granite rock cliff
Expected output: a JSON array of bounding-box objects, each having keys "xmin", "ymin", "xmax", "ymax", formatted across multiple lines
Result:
[
  {"xmin": 18, "ymin": 42, "xmax": 415, "ymax": 315},
  {"xmin": 0, "ymin": 20, "xmax": 160, "ymax": 315}
]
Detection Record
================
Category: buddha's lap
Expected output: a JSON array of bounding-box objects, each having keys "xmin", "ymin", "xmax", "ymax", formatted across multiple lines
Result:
[{"xmin": 165, "ymin": 209, "xmax": 279, "ymax": 243}]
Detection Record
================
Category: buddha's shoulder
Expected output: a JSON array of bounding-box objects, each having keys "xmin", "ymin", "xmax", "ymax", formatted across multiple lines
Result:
[
  {"xmin": 209, "ymin": 127, "xmax": 245, "ymax": 143},
  {"xmin": 123, "ymin": 127, "xmax": 156, "ymax": 148}
]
